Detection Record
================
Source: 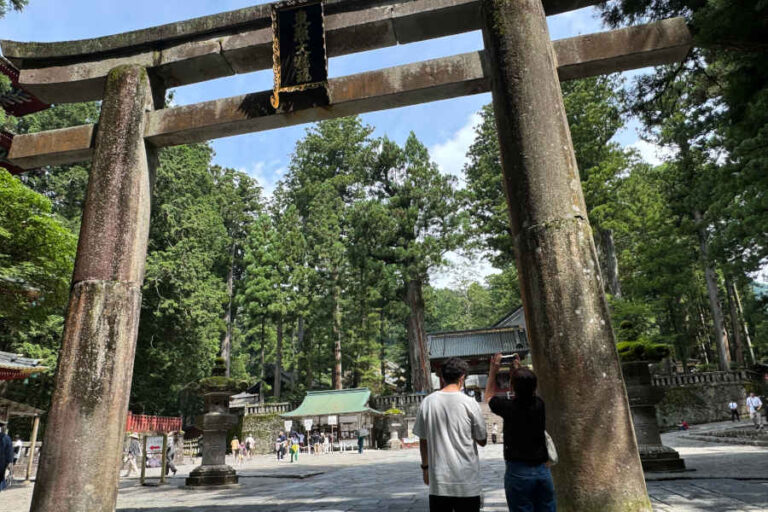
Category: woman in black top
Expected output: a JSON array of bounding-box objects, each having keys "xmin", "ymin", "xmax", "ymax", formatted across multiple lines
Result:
[{"xmin": 485, "ymin": 353, "xmax": 555, "ymax": 512}]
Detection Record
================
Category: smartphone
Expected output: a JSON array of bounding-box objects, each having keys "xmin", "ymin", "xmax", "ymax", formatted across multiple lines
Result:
[{"xmin": 500, "ymin": 354, "xmax": 520, "ymax": 365}]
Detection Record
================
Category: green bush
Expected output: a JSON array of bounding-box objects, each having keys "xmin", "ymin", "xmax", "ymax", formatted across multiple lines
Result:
[{"xmin": 617, "ymin": 340, "xmax": 671, "ymax": 362}]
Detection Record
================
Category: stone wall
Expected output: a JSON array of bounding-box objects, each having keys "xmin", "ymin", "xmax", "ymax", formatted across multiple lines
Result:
[
  {"xmin": 655, "ymin": 381, "xmax": 748, "ymax": 429},
  {"xmin": 241, "ymin": 413, "xmax": 284, "ymax": 455}
]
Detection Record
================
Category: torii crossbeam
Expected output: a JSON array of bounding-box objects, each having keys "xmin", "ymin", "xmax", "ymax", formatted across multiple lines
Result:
[{"xmin": 1, "ymin": 1, "xmax": 691, "ymax": 511}]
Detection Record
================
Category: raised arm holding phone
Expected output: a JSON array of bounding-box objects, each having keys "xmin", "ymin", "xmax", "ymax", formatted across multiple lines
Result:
[{"xmin": 486, "ymin": 353, "xmax": 556, "ymax": 512}]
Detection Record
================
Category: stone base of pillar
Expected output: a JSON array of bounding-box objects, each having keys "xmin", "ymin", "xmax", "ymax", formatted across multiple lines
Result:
[
  {"xmin": 638, "ymin": 444, "xmax": 686, "ymax": 472},
  {"xmin": 185, "ymin": 464, "xmax": 239, "ymax": 487}
]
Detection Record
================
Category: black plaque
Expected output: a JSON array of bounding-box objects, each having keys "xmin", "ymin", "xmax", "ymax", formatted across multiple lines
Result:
[{"xmin": 270, "ymin": 0, "xmax": 329, "ymax": 110}]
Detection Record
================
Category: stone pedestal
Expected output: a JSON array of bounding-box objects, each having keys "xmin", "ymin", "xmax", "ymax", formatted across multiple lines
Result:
[
  {"xmin": 387, "ymin": 430, "xmax": 402, "ymax": 450},
  {"xmin": 186, "ymin": 390, "xmax": 239, "ymax": 487},
  {"xmin": 623, "ymin": 362, "xmax": 686, "ymax": 472}
]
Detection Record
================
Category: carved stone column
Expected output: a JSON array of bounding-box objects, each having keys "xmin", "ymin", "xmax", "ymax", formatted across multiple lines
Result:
[
  {"xmin": 30, "ymin": 65, "xmax": 155, "ymax": 512},
  {"xmin": 480, "ymin": 0, "xmax": 651, "ymax": 510}
]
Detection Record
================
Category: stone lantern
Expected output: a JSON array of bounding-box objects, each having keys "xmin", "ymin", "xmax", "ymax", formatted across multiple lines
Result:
[
  {"xmin": 186, "ymin": 358, "xmax": 247, "ymax": 487},
  {"xmin": 622, "ymin": 361, "xmax": 686, "ymax": 472}
]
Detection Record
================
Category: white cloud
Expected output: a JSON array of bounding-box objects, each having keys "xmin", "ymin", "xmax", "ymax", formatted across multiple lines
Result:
[
  {"xmin": 428, "ymin": 112, "xmax": 482, "ymax": 185},
  {"xmin": 242, "ymin": 162, "xmax": 286, "ymax": 198},
  {"xmin": 628, "ymin": 139, "xmax": 677, "ymax": 166}
]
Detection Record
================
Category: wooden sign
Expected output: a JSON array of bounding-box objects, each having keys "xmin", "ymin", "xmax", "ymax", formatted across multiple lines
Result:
[{"xmin": 270, "ymin": 0, "xmax": 329, "ymax": 110}]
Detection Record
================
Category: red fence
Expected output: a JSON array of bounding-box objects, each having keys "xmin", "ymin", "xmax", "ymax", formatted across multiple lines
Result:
[{"xmin": 125, "ymin": 411, "xmax": 182, "ymax": 434}]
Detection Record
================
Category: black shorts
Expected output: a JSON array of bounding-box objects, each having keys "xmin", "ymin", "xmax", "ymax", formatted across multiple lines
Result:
[{"xmin": 429, "ymin": 495, "xmax": 481, "ymax": 512}]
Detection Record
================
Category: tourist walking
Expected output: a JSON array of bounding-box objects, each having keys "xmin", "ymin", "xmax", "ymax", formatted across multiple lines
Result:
[
  {"xmin": 0, "ymin": 423, "xmax": 13, "ymax": 491},
  {"xmin": 486, "ymin": 353, "xmax": 556, "ymax": 512},
  {"xmin": 746, "ymin": 392, "xmax": 763, "ymax": 430},
  {"xmin": 230, "ymin": 436, "xmax": 241, "ymax": 465},
  {"xmin": 728, "ymin": 400, "xmax": 740, "ymax": 422},
  {"xmin": 245, "ymin": 435, "xmax": 255, "ymax": 459},
  {"xmin": 322, "ymin": 433, "xmax": 330, "ymax": 454},
  {"xmin": 165, "ymin": 433, "xmax": 178, "ymax": 476},
  {"xmin": 289, "ymin": 439, "xmax": 300, "ymax": 463},
  {"xmin": 122, "ymin": 433, "xmax": 142, "ymax": 477},
  {"xmin": 414, "ymin": 357, "xmax": 487, "ymax": 512},
  {"xmin": 12, "ymin": 436, "xmax": 22, "ymax": 465},
  {"xmin": 276, "ymin": 431, "xmax": 287, "ymax": 461},
  {"xmin": 357, "ymin": 427, "xmax": 369, "ymax": 454}
]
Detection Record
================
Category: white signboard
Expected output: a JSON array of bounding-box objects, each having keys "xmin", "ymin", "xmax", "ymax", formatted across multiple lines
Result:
[
  {"xmin": 284, "ymin": 420, "xmax": 293, "ymax": 431},
  {"xmin": 303, "ymin": 419, "xmax": 313, "ymax": 431},
  {"xmin": 339, "ymin": 415, "xmax": 357, "ymax": 424},
  {"xmin": 146, "ymin": 435, "xmax": 164, "ymax": 455},
  {"xmin": 327, "ymin": 415, "xmax": 337, "ymax": 425}
]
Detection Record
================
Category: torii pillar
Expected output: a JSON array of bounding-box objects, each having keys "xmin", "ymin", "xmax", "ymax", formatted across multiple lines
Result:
[
  {"xmin": 30, "ymin": 65, "xmax": 158, "ymax": 512},
  {"xmin": 481, "ymin": 1, "xmax": 651, "ymax": 510}
]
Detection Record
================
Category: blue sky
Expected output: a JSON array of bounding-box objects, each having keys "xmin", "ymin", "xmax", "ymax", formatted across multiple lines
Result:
[{"xmin": 1, "ymin": 0, "xmax": 666, "ymax": 285}]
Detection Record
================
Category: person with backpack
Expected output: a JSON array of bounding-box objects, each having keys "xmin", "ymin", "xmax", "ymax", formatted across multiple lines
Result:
[{"xmin": 485, "ymin": 353, "xmax": 556, "ymax": 512}]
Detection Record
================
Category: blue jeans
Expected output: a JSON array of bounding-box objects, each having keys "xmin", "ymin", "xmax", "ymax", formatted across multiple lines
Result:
[{"xmin": 504, "ymin": 461, "xmax": 556, "ymax": 512}]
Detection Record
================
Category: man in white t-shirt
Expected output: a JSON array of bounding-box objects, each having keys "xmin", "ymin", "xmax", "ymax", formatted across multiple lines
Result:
[
  {"xmin": 414, "ymin": 357, "xmax": 487, "ymax": 512},
  {"xmin": 728, "ymin": 400, "xmax": 740, "ymax": 422},
  {"xmin": 746, "ymin": 393, "xmax": 763, "ymax": 430}
]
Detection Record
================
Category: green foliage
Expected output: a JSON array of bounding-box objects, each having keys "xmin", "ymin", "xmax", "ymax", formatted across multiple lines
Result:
[
  {"xmin": 0, "ymin": 169, "xmax": 76, "ymax": 420},
  {"xmin": 130, "ymin": 144, "xmax": 232, "ymax": 414},
  {"xmin": 464, "ymin": 77, "xmax": 629, "ymax": 268},
  {"xmin": 0, "ymin": 170, "xmax": 76, "ymax": 333},
  {"xmin": 617, "ymin": 340, "xmax": 671, "ymax": 362},
  {"xmin": 384, "ymin": 408, "xmax": 403, "ymax": 415},
  {"xmin": 425, "ymin": 266, "xmax": 520, "ymax": 333},
  {"xmin": 0, "ymin": 0, "xmax": 26, "ymax": 18}
]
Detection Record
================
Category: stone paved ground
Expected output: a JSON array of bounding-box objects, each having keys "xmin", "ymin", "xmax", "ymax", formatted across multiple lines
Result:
[{"xmin": 4, "ymin": 420, "xmax": 767, "ymax": 511}]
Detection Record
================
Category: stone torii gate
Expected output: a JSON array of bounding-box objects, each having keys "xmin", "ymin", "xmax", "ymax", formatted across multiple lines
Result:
[{"xmin": 0, "ymin": 1, "xmax": 692, "ymax": 510}]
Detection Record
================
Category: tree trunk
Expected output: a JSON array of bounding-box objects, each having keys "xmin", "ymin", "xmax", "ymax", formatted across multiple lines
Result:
[
  {"xmin": 221, "ymin": 243, "xmax": 236, "ymax": 377},
  {"xmin": 405, "ymin": 279, "xmax": 431, "ymax": 392},
  {"xmin": 596, "ymin": 228, "xmax": 622, "ymax": 298},
  {"xmin": 288, "ymin": 326, "xmax": 296, "ymax": 389},
  {"xmin": 379, "ymin": 310, "xmax": 387, "ymax": 389},
  {"xmin": 259, "ymin": 316, "xmax": 265, "ymax": 404},
  {"xmin": 732, "ymin": 285, "xmax": 756, "ymax": 364},
  {"xmin": 694, "ymin": 302, "xmax": 712, "ymax": 365},
  {"xmin": 332, "ymin": 271, "xmax": 343, "ymax": 390},
  {"xmin": 694, "ymin": 210, "xmax": 730, "ymax": 371},
  {"xmin": 724, "ymin": 277, "xmax": 745, "ymax": 366},
  {"xmin": 274, "ymin": 317, "xmax": 283, "ymax": 400}
]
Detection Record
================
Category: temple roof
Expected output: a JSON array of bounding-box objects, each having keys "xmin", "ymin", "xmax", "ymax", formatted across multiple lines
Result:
[
  {"xmin": 282, "ymin": 388, "xmax": 381, "ymax": 418},
  {"xmin": 428, "ymin": 327, "xmax": 528, "ymax": 361},
  {"xmin": 0, "ymin": 350, "xmax": 48, "ymax": 381},
  {"xmin": 428, "ymin": 307, "xmax": 529, "ymax": 362}
]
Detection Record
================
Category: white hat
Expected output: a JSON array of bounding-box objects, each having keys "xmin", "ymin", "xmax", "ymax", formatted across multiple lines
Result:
[{"xmin": 130, "ymin": 433, "xmax": 140, "ymax": 439}]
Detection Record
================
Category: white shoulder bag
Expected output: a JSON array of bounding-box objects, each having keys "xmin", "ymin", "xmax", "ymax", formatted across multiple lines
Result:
[{"xmin": 544, "ymin": 430, "xmax": 558, "ymax": 465}]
